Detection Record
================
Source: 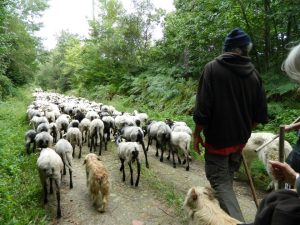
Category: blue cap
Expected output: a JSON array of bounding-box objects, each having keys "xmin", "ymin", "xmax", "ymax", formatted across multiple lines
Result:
[{"xmin": 223, "ymin": 28, "xmax": 251, "ymax": 51}]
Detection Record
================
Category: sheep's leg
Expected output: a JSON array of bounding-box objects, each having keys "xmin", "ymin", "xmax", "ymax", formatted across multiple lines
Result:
[
  {"xmin": 43, "ymin": 181, "xmax": 48, "ymax": 204},
  {"xmin": 160, "ymin": 145, "xmax": 164, "ymax": 162},
  {"xmin": 185, "ymin": 154, "xmax": 189, "ymax": 171},
  {"xmin": 140, "ymin": 140, "xmax": 149, "ymax": 168},
  {"xmin": 119, "ymin": 158, "xmax": 124, "ymax": 171},
  {"xmin": 135, "ymin": 161, "xmax": 141, "ymax": 187},
  {"xmin": 33, "ymin": 141, "xmax": 36, "ymax": 153},
  {"xmin": 55, "ymin": 179, "xmax": 62, "ymax": 219},
  {"xmin": 128, "ymin": 162, "xmax": 134, "ymax": 185},
  {"xmin": 49, "ymin": 178, "xmax": 53, "ymax": 194},
  {"xmin": 90, "ymin": 136, "xmax": 93, "ymax": 152},
  {"xmin": 155, "ymin": 142, "xmax": 159, "ymax": 157},
  {"xmin": 121, "ymin": 159, "xmax": 126, "ymax": 182},
  {"xmin": 177, "ymin": 154, "xmax": 182, "ymax": 164},
  {"xmin": 146, "ymin": 136, "xmax": 152, "ymax": 152},
  {"xmin": 99, "ymin": 135, "xmax": 102, "ymax": 155},
  {"xmin": 63, "ymin": 162, "xmax": 66, "ymax": 175},
  {"xmin": 73, "ymin": 144, "xmax": 76, "ymax": 158},
  {"xmin": 79, "ymin": 144, "xmax": 82, "ymax": 159},
  {"xmin": 171, "ymin": 146, "xmax": 176, "ymax": 168},
  {"xmin": 69, "ymin": 169, "xmax": 73, "ymax": 189},
  {"xmin": 25, "ymin": 142, "xmax": 30, "ymax": 155}
]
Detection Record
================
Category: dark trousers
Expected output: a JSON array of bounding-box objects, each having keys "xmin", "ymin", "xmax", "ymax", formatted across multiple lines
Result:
[{"xmin": 205, "ymin": 151, "xmax": 245, "ymax": 222}]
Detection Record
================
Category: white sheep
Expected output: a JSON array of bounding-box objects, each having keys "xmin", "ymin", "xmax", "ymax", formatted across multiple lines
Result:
[
  {"xmin": 184, "ymin": 186, "xmax": 241, "ymax": 225},
  {"xmin": 170, "ymin": 131, "xmax": 191, "ymax": 171},
  {"xmin": 56, "ymin": 114, "xmax": 70, "ymax": 139},
  {"xmin": 30, "ymin": 116, "xmax": 48, "ymax": 130},
  {"xmin": 89, "ymin": 118, "xmax": 104, "ymax": 155},
  {"xmin": 242, "ymin": 132, "xmax": 293, "ymax": 190},
  {"xmin": 83, "ymin": 153, "xmax": 110, "ymax": 213},
  {"xmin": 79, "ymin": 118, "xmax": 91, "ymax": 145},
  {"xmin": 65, "ymin": 127, "xmax": 83, "ymax": 159},
  {"xmin": 54, "ymin": 139, "xmax": 73, "ymax": 189},
  {"xmin": 119, "ymin": 125, "xmax": 149, "ymax": 168},
  {"xmin": 37, "ymin": 148, "xmax": 64, "ymax": 218},
  {"xmin": 146, "ymin": 121, "xmax": 172, "ymax": 163},
  {"xmin": 35, "ymin": 131, "xmax": 53, "ymax": 149},
  {"xmin": 116, "ymin": 137, "xmax": 141, "ymax": 187},
  {"xmin": 36, "ymin": 122, "xmax": 50, "ymax": 133}
]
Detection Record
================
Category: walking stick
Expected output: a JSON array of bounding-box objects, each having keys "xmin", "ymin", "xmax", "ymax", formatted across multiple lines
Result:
[{"xmin": 241, "ymin": 152, "xmax": 259, "ymax": 209}]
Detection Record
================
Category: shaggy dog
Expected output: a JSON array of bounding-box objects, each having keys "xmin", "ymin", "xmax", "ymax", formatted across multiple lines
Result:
[
  {"xmin": 83, "ymin": 153, "xmax": 110, "ymax": 212},
  {"xmin": 184, "ymin": 186, "xmax": 241, "ymax": 225}
]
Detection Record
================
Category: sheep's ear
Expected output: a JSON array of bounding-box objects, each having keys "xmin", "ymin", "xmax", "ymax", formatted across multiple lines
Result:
[
  {"xmin": 97, "ymin": 157, "xmax": 102, "ymax": 161},
  {"xmin": 204, "ymin": 187, "xmax": 215, "ymax": 200},
  {"xmin": 190, "ymin": 188, "xmax": 198, "ymax": 201}
]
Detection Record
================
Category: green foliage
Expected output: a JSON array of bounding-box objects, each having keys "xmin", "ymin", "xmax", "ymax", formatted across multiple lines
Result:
[
  {"xmin": 0, "ymin": 87, "xmax": 48, "ymax": 225},
  {"xmin": 0, "ymin": 75, "xmax": 15, "ymax": 101}
]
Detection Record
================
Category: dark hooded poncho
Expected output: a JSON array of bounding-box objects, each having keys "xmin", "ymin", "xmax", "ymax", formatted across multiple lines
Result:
[{"xmin": 193, "ymin": 53, "xmax": 268, "ymax": 149}]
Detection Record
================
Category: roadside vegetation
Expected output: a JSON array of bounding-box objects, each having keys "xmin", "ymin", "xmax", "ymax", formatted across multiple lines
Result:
[{"xmin": 0, "ymin": 87, "xmax": 48, "ymax": 225}]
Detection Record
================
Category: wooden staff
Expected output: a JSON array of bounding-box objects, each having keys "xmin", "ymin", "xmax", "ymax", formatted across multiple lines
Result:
[{"xmin": 241, "ymin": 152, "xmax": 259, "ymax": 208}]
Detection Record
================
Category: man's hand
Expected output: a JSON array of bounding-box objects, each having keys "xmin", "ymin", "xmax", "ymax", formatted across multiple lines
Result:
[
  {"xmin": 193, "ymin": 135, "xmax": 204, "ymax": 155},
  {"xmin": 269, "ymin": 160, "xmax": 298, "ymax": 186}
]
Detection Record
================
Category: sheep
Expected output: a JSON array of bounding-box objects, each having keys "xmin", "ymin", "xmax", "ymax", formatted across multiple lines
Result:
[
  {"xmin": 242, "ymin": 132, "xmax": 293, "ymax": 190},
  {"xmin": 37, "ymin": 148, "xmax": 64, "ymax": 218},
  {"xmin": 65, "ymin": 127, "xmax": 83, "ymax": 159},
  {"xmin": 83, "ymin": 153, "xmax": 110, "ymax": 213},
  {"xmin": 68, "ymin": 119, "xmax": 80, "ymax": 129},
  {"xmin": 56, "ymin": 114, "xmax": 70, "ymax": 139},
  {"xmin": 146, "ymin": 121, "xmax": 171, "ymax": 163},
  {"xmin": 101, "ymin": 115, "xmax": 115, "ymax": 144},
  {"xmin": 49, "ymin": 122, "xmax": 58, "ymax": 144},
  {"xmin": 35, "ymin": 131, "xmax": 53, "ymax": 149},
  {"xmin": 116, "ymin": 136, "xmax": 141, "ymax": 186},
  {"xmin": 183, "ymin": 186, "xmax": 241, "ymax": 225},
  {"xmin": 30, "ymin": 116, "xmax": 48, "ymax": 130},
  {"xmin": 25, "ymin": 129, "xmax": 37, "ymax": 154},
  {"xmin": 54, "ymin": 139, "xmax": 73, "ymax": 189},
  {"xmin": 36, "ymin": 122, "xmax": 49, "ymax": 133},
  {"xmin": 74, "ymin": 109, "xmax": 85, "ymax": 123},
  {"xmin": 79, "ymin": 118, "xmax": 91, "ymax": 145},
  {"xmin": 86, "ymin": 110, "xmax": 99, "ymax": 121},
  {"xmin": 169, "ymin": 131, "xmax": 191, "ymax": 171},
  {"xmin": 119, "ymin": 125, "xmax": 149, "ymax": 168},
  {"xmin": 45, "ymin": 110, "xmax": 56, "ymax": 123},
  {"xmin": 89, "ymin": 119, "xmax": 104, "ymax": 155}
]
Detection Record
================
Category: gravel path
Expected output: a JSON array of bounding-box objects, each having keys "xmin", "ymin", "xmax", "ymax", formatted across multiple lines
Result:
[{"xmin": 45, "ymin": 141, "xmax": 267, "ymax": 225}]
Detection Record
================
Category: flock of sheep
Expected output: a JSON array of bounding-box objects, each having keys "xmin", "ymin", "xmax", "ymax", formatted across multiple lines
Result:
[
  {"xmin": 25, "ymin": 88, "xmax": 193, "ymax": 219},
  {"xmin": 25, "ymin": 88, "xmax": 297, "ymax": 224}
]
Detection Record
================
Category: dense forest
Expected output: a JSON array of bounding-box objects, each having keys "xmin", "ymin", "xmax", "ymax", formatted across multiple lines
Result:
[
  {"xmin": 1, "ymin": 0, "xmax": 300, "ymax": 126},
  {"xmin": 0, "ymin": 0, "xmax": 300, "ymax": 223}
]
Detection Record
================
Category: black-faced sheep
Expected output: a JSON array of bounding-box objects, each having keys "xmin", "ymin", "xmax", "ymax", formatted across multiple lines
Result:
[
  {"xmin": 116, "ymin": 137, "xmax": 141, "ymax": 187},
  {"xmin": 65, "ymin": 127, "xmax": 83, "ymax": 159},
  {"xmin": 146, "ymin": 121, "xmax": 171, "ymax": 163},
  {"xmin": 184, "ymin": 186, "xmax": 241, "ymax": 225},
  {"xmin": 170, "ymin": 131, "xmax": 191, "ymax": 171},
  {"xmin": 89, "ymin": 118, "xmax": 104, "ymax": 155},
  {"xmin": 37, "ymin": 148, "xmax": 64, "ymax": 218},
  {"xmin": 25, "ymin": 129, "xmax": 37, "ymax": 154},
  {"xmin": 83, "ymin": 153, "xmax": 110, "ymax": 213},
  {"xmin": 54, "ymin": 139, "xmax": 73, "ymax": 189},
  {"xmin": 35, "ymin": 131, "xmax": 53, "ymax": 149},
  {"xmin": 119, "ymin": 125, "xmax": 149, "ymax": 168}
]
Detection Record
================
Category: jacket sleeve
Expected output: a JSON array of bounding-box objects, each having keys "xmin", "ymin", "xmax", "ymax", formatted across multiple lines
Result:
[
  {"xmin": 193, "ymin": 63, "xmax": 213, "ymax": 126},
  {"xmin": 253, "ymin": 74, "xmax": 268, "ymax": 124}
]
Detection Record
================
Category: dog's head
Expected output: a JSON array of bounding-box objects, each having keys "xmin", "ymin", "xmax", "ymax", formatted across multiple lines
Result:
[
  {"xmin": 184, "ymin": 186, "xmax": 215, "ymax": 210},
  {"xmin": 83, "ymin": 153, "xmax": 101, "ymax": 165}
]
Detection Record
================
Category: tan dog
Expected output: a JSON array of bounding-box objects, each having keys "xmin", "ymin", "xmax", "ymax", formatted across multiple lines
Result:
[
  {"xmin": 183, "ymin": 186, "xmax": 241, "ymax": 225},
  {"xmin": 83, "ymin": 153, "xmax": 110, "ymax": 212}
]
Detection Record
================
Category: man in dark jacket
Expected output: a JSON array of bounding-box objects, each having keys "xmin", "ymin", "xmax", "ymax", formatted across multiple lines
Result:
[{"xmin": 193, "ymin": 28, "xmax": 268, "ymax": 222}]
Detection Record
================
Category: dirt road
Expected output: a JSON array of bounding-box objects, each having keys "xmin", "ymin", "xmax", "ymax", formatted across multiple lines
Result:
[{"xmin": 45, "ymin": 141, "xmax": 266, "ymax": 225}]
